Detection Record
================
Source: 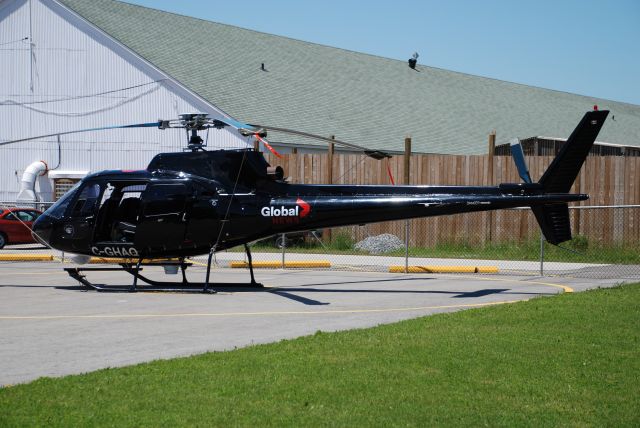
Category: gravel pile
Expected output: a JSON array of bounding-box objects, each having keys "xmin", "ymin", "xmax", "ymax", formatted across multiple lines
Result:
[{"xmin": 354, "ymin": 233, "xmax": 404, "ymax": 254}]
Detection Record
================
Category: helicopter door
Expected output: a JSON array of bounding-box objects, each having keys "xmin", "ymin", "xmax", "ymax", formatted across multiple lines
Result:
[
  {"xmin": 93, "ymin": 182, "xmax": 146, "ymax": 244},
  {"xmin": 135, "ymin": 183, "xmax": 188, "ymax": 252}
]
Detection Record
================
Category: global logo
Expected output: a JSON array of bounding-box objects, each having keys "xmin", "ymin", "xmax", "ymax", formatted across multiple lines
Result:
[
  {"xmin": 261, "ymin": 198, "xmax": 311, "ymax": 218},
  {"xmin": 296, "ymin": 198, "xmax": 311, "ymax": 217}
]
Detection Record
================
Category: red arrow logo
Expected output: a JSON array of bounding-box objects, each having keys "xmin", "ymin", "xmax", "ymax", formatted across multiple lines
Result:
[{"xmin": 296, "ymin": 198, "xmax": 311, "ymax": 217}]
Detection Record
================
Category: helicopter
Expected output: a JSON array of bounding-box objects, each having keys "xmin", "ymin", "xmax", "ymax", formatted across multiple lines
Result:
[{"xmin": 1, "ymin": 109, "xmax": 609, "ymax": 292}]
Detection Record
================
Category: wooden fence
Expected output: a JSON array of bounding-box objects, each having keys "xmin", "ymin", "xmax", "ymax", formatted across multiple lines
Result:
[{"xmin": 263, "ymin": 152, "xmax": 640, "ymax": 247}]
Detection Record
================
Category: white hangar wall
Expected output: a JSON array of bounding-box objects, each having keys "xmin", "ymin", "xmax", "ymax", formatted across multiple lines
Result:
[{"xmin": 0, "ymin": 0, "xmax": 251, "ymax": 201}]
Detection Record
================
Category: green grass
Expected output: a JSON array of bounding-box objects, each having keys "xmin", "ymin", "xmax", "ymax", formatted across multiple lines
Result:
[{"xmin": 2, "ymin": 284, "xmax": 639, "ymax": 426}]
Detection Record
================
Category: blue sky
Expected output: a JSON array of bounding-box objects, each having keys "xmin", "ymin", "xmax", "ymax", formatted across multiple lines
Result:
[{"xmin": 126, "ymin": 0, "xmax": 640, "ymax": 105}]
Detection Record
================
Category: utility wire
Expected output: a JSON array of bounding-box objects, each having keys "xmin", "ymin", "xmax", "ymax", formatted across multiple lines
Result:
[
  {"xmin": 0, "ymin": 79, "xmax": 167, "ymax": 106},
  {"xmin": 0, "ymin": 37, "xmax": 28, "ymax": 46},
  {"xmin": 2, "ymin": 85, "xmax": 160, "ymax": 117},
  {"xmin": 335, "ymin": 153, "xmax": 367, "ymax": 184}
]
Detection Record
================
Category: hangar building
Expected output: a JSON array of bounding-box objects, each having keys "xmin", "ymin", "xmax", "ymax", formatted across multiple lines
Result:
[{"xmin": 1, "ymin": 0, "xmax": 639, "ymax": 202}]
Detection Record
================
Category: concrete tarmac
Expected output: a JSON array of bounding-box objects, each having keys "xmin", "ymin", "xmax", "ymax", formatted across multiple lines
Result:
[{"xmin": 0, "ymin": 261, "xmax": 627, "ymax": 386}]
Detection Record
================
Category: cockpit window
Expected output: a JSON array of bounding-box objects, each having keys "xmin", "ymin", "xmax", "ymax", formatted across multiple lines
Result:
[
  {"xmin": 70, "ymin": 183, "xmax": 101, "ymax": 217},
  {"xmin": 44, "ymin": 181, "xmax": 82, "ymax": 219}
]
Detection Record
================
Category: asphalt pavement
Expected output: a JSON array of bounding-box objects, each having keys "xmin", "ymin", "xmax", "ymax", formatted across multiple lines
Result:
[{"xmin": 0, "ymin": 261, "xmax": 629, "ymax": 386}]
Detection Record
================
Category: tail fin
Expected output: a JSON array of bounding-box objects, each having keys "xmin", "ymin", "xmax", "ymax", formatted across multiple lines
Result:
[
  {"xmin": 538, "ymin": 110, "xmax": 609, "ymax": 193},
  {"xmin": 534, "ymin": 109, "xmax": 609, "ymax": 244}
]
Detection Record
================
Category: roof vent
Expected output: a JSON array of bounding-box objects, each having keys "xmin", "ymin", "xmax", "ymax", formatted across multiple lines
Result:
[{"xmin": 408, "ymin": 52, "xmax": 419, "ymax": 69}]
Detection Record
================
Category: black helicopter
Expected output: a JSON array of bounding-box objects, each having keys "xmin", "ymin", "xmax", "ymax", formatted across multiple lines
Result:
[{"xmin": 2, "ymin": 109, "xmax": 609, "ymax": 291}]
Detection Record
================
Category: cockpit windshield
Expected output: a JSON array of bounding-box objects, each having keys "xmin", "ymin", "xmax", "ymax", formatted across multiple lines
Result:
[
  {"xmin": 69, "ymin": 183, "xmax": 101, "ymax": 218},
  {"xmin": 43, "ymin": 181, "xmax": 82, "ymax": 219}
]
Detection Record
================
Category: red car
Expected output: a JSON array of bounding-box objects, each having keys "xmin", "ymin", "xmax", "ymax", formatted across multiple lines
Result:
[{"xmin": 0, "ymin": 208, "xmax": 43, "ymax": 249}]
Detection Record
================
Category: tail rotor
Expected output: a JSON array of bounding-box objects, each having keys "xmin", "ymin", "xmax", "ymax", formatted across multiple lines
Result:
[{"xmin": 509, "ymin": 138, "xmax": 533, "ymax": 184}]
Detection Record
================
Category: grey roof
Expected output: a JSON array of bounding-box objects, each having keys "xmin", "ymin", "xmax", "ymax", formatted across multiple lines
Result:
[{"xmin": 59, "ymin": 0, "xmax": 640, "ymax": 154}]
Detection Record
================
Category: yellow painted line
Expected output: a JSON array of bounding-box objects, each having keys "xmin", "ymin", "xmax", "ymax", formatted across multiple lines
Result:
[
  {"xmin": 0, "ymin": 300, "xmax": 515, "ymax": 321},
  {"xmin": 389, "ymin": 265, "xmax": 499, "ymax": 274},
  {"xmin": 476, "ymin": 267, "xmax": 500, "ymax": 274},
  {"xmin": 230, "ymin": 261, "xmax": 331, "ymax": 269},
  {"xmin": 187, "ymin": 259, "xmax": 210, "ymax": 268},
  {"xmin": 0, "ymin": 254, "xmax": 53, "ymax": 261},
  {"xmin": 437, "ymin": 274, "xmax": 574, "ymax": 293}
]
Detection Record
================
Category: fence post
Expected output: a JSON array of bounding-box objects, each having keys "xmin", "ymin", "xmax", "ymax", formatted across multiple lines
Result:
[
  {"xmin": 404, "ymin": 137, "xmax": 411, "ymax": 273},
  {"xmin": 574, "ymin": 172, "xmax": 581, "ymax": 236},
  {"xmin": 281, "ymin": 233, "xmax": 286, "ymax": 269},
  {"xmin": 253, "ymin": 139, "xmax": 260, "ymax": 152},
  {"xmin": 487, "ymin": 131, "xmax": 496, "ymax": 244},
  {"xmin": 328, "ymin": 138, "xmax": 335, "ymax": 184},
  {"xmin": 539, "ymin": 235, "xmax": 544, "ymax": 276},
  {"xmin": 325, "ymin": 138, "xmax": 335, "ymax": 244}
]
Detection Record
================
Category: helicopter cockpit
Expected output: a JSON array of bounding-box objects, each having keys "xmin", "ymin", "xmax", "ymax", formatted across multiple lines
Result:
[{"xmin": 33, "ymin": 170, "xmax": 228, "ymax": 257}]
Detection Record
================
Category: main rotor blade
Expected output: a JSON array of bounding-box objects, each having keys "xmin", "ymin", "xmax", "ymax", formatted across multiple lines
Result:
[
  {"xmin": 250, "ymin": 124, "xmax": 392, "ymax": 159},
  {"xmin": 510, "ymin": 138, "xmax": 532, "ymax": 184},
  {"xmin": 0, "ymin": 121, "xmax": 162, "ymax": 146},
  {"xmin": 210, "ymin": 116, "xmax": 266, "ymax": 138}
]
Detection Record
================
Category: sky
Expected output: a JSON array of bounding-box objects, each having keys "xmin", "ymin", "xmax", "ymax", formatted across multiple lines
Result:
[{"xmin": 126, "ymin": 0, "xmax": 640, "ymax": 105}]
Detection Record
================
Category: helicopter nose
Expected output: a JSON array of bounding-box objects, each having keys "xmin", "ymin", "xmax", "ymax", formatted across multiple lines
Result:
[{"xmin": 32, "ymin": 215, "xmax": 54, "ymax": 247}]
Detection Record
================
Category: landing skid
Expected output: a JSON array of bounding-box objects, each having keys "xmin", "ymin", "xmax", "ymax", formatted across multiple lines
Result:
[{"xmin": 64, "ymin": 245, "xmax": 263, "ymax": 293}]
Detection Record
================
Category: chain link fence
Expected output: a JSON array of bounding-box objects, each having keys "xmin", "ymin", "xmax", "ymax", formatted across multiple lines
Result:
[
  {"xmin": 2, "ymin": 200, "xmax": 638, "ymax": 280},
  {"xmin": 215, "ymin": 206, "xmax": 640, "ymax": 280},
  {"xmin": 0, "ymin": 201, "xmax": 54, "ymax": 211}
]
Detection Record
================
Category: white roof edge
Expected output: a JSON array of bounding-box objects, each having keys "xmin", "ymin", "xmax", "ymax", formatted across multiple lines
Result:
[
  {"xmin": 534, "ymin": 136, "xmax": 634, "ymax": 149},
  {"xmin": 48, "ymin": 170, "xmax": 89, "ymax": 179}
]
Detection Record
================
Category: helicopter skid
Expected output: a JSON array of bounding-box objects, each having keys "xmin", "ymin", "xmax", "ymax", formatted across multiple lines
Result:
[{"xmin": 64, "ymin": 264, "xmax": 263, "ymax": 293}]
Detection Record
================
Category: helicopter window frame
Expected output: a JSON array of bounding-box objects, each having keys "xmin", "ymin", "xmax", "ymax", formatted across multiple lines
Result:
[
  {"xmin": 43, "ymin": 181, "xmax": 82, "ymax": 219},
  {"xmin": 110, "ymin": 183, "xmax": 146, "ymax": 222},
  {"xmin": 97, "ymin": 183, "xmax": 147, "ymax": 211},
  {"xmin": 118, "ymin": 185, "xmax": 146, "ymax": 207},
  {"xmin": 69, "ymin": 183, "xmax": 101, "ymax": 218},
  {"xmin": 141, "ymin": 183, "xmax": 189, "ymax": 218}
]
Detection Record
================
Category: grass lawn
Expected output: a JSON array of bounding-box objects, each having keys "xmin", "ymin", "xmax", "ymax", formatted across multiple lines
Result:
[{"xmin": 1, "ymin": 284, "xmax": 638, "ymax": 426}]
